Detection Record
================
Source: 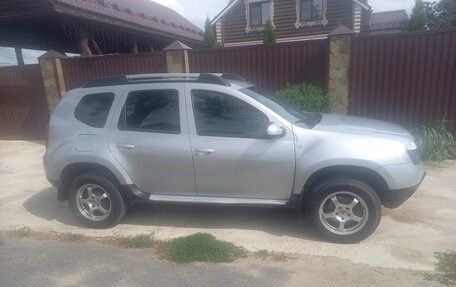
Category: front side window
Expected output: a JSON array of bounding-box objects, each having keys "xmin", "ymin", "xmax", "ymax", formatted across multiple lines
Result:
[
  {"xmin": 74, "ymin": 92, "xmax": 115, "ymax": 128},
  {"xmin": 192, "ymin": 90, "xmax": 269, "ymax": 139},
  {"xmin": 249, "ymin": 1, "xmax": 271, "ymax": 26},
  {"xmin": 119, "ymin": 90, "xmax": 180, "ymax": 134},
  {"xmin": 301, "ymin": 0, "xmax": 323, "ymax": 21}
]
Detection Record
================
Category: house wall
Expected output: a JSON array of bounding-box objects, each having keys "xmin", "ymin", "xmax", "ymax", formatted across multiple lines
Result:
[{"xmin": 222, "ymin": 0, "xmax": 355, "ymax": 45}]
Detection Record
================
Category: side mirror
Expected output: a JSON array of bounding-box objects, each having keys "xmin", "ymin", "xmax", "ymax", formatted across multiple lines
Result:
[{"xmin": 265, "ymin": 123, "xmax": 286, "ymax": 139}]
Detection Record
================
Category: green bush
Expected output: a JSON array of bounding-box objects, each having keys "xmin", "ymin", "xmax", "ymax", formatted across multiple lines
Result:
[
  {"xmin": 263, "ymin": 20, "xmax": 276, "ymax": 43},
  {"xmin": 158, "ymin": 233, "xmax": 247, "ymax": 263},
  {"xmin": 203, "ymin": 18, "xmax": 217, "ymax": 48},
  {"xmin": 275, "ymin": 83, "xmax": 329, "ymax": 113},
  {"xmin": 411, "ymin": 120, "xmax": 455, "ymax": 161}
]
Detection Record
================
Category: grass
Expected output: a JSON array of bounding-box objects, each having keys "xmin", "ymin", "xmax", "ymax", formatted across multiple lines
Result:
[
  {"xmin": 66, "ymin": 233, "xmax": 85, "ymax": 241},
  {"xmin": 411, "ymin": 120, "xmax": 455, "ymax": 161},
  {"xmin": 17, "ymin": 227, "xmax": 33, "ymax": 238},
  {"xmin": 425, "ymin": 251, "xmax": 456, "ymax": 286},
  {"xmin": 158, "ymin": 233, "xmax": 247, "ymax": 263},
  {"xmin": 10, "ymin": 229, "xmax": 292, "ymax": 264},
  {"xmin": 254, "ymin": 249, "xmax": 293, "ymax": 262},
  {"xmin": 120, "ymin": 233, "xmax": 154, "ymax": 248}
]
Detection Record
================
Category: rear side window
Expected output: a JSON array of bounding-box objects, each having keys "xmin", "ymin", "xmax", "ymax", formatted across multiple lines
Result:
[
  {"xmin": 119, "ymin": 90, "xmax": 180, "ymax": 134},
  {"xmin": 74, "ymin": 93, "xmax": 115, "ymax": 128}
]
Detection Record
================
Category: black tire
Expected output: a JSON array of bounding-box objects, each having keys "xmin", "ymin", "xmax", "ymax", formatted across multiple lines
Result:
[
  {"xmin": 68, "ymin": 172, "xmax": 127, "ymax": 228},
  {"xmin": 307, "ymin": 177, "xmax": 381, "ymax": 243}
]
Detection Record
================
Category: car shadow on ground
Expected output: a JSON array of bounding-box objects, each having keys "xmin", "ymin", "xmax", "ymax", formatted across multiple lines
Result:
[{"xmin": 23, "ymin": 187, "xmax": 321, "ymax": 241}]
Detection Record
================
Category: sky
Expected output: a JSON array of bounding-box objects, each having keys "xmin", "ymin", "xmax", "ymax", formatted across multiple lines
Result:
[{"xmin": 153, "ymin": 0, "xmax": 416, "ymax": 29}]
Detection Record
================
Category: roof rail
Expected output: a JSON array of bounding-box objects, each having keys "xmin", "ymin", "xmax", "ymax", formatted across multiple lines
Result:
[
  {"xmin": 84, "ymin": 73, "xmax": 234, "ymax": 88},
  {"xmin": 221, "ymin": 73, "xmax": 248, "ymax": 82}
]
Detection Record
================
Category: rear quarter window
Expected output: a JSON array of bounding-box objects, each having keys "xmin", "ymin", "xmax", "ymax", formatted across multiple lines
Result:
[{"xmin": 74, "ymin": 92, "xmax": 115, "ymax": 128}]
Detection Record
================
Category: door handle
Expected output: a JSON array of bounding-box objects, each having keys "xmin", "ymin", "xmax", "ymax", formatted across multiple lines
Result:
[
  {"xmin": 118, "ymin": 143, "xmax": 135, "ymax": 150},
  {"xmin": 195, "ymin": 147, "xmax": 215, "ymax": 156}
]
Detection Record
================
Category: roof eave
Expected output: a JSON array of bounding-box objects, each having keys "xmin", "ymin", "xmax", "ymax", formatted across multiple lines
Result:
[
  {"xmin": 52, "ymin": 3, "xmax": 203, "ymax": 44},
  {"xmin": 353, "ymin": 0, "xmax": 371, "ymax": 11},
  {"xmin": 210, "ymin": 0, "xmax": 241, "ymax": 25}
]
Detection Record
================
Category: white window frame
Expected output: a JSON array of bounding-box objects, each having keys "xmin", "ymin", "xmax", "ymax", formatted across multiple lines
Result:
[
  {"xmin": 295, "ymin": 0, "xmax": 328, "ymax": 28},
  {"xmin": 245, "ymin": 0, "xmax": 275, "ymax": 33}
]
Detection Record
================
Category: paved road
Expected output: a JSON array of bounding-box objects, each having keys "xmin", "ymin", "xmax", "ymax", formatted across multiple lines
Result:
[
  {"xmin": 0, "ymin": 232, "xmax": 288, "ymax": 287},
  {"xmin": 1, "ymin": 232, "xmax": 444, "ymax": 287}
]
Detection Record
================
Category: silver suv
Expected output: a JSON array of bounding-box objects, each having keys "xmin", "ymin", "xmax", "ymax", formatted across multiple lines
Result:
[{"xmin": 44, "ymin": 73, "xmax": 425, "ymax": 242}]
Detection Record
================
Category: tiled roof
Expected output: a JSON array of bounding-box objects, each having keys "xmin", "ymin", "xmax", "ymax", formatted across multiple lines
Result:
[
  {"xmin": 54, "ymin": 0, "xmax": 203, "ymax": 41},
  {"xmin": 369, "ymin": 9, "xmax": 409, "ymax": 31}
]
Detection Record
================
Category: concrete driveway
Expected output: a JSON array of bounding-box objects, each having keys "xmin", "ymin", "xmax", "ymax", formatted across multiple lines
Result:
[{"xmin": 1, "ymin": 140, "xmax": 455, "ymax": 282}]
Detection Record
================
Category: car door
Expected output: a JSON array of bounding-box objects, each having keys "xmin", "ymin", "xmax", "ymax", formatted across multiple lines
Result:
[
  {"xmin": 186, "ymin": 84, "xmax": 295, "ymax": 200},
  {"xmin": 109, "ymin": 83, "xmax": 196, "ymax": 195}
]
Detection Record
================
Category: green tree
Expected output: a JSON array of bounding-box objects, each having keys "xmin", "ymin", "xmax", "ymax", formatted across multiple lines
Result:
[
  {"xmin": 407, "ymin": 0, "xmax": 427, "ymax": 31},
  {"xmin": 263, "ymin": 20, "xmax": 276, "ymax": 44},
  {"xmin": 425, "ymin": 0, "xmax": 456, "ymax": 29},
  {"xmin": 203, "ymin": 18, "xmax": 216, "ymax": 48}
]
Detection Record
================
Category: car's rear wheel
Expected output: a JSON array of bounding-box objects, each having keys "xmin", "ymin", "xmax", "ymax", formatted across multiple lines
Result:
[
  {"xmin": 308, "ymin": 177, "xmax": 381, "ymax": 243},
  {"xmin": 68, "ymin": 173, "xmax": 126, "ymax": 228}
]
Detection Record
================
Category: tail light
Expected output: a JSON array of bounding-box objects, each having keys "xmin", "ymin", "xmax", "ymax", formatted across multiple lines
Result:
[{"xmin": 44, "ymin": 123, "xmax": 49, "ymax": 149}]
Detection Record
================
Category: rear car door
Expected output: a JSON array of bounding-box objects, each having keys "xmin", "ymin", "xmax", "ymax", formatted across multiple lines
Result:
[
  {"xmin": 109, "ymin": 83, "xmax": 196, "ymax": 195},
  {"xmin": 185, "ymin": 84, "xmax": 295, "ymax": 200}
]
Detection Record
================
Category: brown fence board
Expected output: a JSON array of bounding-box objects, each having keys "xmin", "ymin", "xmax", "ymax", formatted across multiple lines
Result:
[
  {"xmin": 188, "ymin": 40, "xmax": 328, "ymax": 93},
  {"xmin": 61, "ymin": 52, "xmax": 166, "ymax": 90},
  {"xmin": 349, "ymin": 28, "xmax": 456, "ymax": 133},
  {"xmin": 0, "ymin": 64, "xmax": 49, "ymax": 139}
]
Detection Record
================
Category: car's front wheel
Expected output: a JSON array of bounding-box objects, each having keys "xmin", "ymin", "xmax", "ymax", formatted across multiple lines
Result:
[
  {"xmin": 68, "ymin": 173, "xmax": 127, "ymax": 228},
  {"xmin": 308, "ymin": 177, "xmax": 382, "ymax": 243}
]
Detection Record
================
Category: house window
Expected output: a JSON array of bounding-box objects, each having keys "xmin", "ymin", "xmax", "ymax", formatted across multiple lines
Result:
[
  {"xmin": 300, "ymin": 0, "xmax": 323, "ymax": 21},
  {"xmin": 295, "ymin": 0, "xmax": 327, "ymax": 28},
  {"xmin": 249, "ymin": 1, "xmax": 270, "ymax": 26},
  {"xmin": 245, "ymin": 0, "xmax": 274, "ymax": 33}
]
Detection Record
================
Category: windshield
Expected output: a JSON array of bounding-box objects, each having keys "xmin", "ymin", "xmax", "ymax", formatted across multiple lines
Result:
[
  {"xmin": 240, "ymin": 86, "xmax": 304, "ymax": 123},
  {"xmin": 240, "ymin": 86, "xmax": 322, "ymax": 128}
]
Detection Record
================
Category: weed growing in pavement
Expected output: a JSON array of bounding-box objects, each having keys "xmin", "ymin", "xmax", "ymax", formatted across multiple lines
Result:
[
  {"xmin": 253, "ymin": 249, "xmax": 294, "ymax": 262},
  {"xmin": 425, "ymin": 251, "xmax": 456, "ymax": 286},
  {"xmin": 17, "ymin": 227, "xmax": 33, "ymax": 238},
  {"xmin": 67, "ymin": 233, "xmax": 85, "ymax": 241},
  {"xmin": 158, "ymin": 233, "xmax": 247, "ymax": 263},
  {"xmin": 120, "ymin": 233, "xmax": 154, "ymax": 248}
]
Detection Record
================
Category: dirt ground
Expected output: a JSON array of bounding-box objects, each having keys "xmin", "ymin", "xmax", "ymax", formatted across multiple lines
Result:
[{"xmin": 1, "ymin": 140, "xmax": 455, "ymax": 286}]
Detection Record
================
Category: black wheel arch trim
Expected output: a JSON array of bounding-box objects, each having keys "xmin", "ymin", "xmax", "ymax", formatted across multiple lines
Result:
[
  {"xmin": 296, "ymin": 165, "xmax": 391, "ymax": 211},
  {"xmin": 57, "ymin": 163, "xmax": 124, "ymax": 201}
]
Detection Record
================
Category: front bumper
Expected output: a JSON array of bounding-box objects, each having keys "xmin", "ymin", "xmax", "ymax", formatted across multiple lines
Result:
[{"xmin": 383, "ymin": 172, "xmax": 426, "ymax": 208}]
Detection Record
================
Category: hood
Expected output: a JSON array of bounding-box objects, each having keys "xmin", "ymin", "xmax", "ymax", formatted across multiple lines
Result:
[{"xmin": 311, "ymin": 114, "xmax": 414, "ymax": 142}]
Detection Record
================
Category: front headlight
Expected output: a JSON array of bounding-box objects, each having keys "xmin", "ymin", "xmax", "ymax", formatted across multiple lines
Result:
[{"xmin": 406, "ymin": 142, "xmax": 420, "ymax": 165}]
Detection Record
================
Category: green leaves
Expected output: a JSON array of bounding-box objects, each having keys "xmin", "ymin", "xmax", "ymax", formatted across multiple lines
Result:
[
  {"xmin": 158, "ymin": 233, "xmax": 247, "ymax": 263},
  {"xmin": 411, "ymin": 120, "xmax": 455, "ymax": 161},
  {"xmin": 425, "ymin": 251, "xmax": 456, "ymax": 286},
  {"xmin": 263, "ymin": 20, "xmax": 277, "ymax": 44},
  {"xmin": 275, "ymin": 83, "xmax": 329, "ymax": 113},
  {"xmin": 408, "ymin": 0, "xmax": 427, "ymax": 31},
  {"xmin": 203, "ymin": 18, "xmax": 217, "ymax": 48}
]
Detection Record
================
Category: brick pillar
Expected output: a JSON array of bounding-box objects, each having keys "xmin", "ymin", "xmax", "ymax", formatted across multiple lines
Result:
[
  {"xmin": 327, "ymin": 25, "xmax": 354, "ymax": 114},
  {"xmin": 163, "ymin": 40, "xmax": 192, "ymax": 73},
  {"xmin": 38, "ymin": 50, "xmax": 67, "ymax": 113}
]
